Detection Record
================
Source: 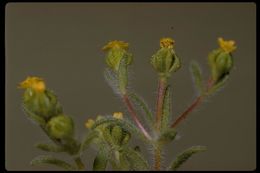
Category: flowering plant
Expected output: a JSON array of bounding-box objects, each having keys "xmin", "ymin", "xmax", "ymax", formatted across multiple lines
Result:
[{"xmin": 19, "ymin": 37, "xmax": 236, "ymax": 171}]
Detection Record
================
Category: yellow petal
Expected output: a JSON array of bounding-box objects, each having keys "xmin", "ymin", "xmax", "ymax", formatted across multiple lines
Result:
[
  {"xmin": 18, "ymin": 76, "xmax": 46, "ymax": 92},
  {"xmin": 160, "ymin": 37, "xmax": 175, "ymax": 48},
  {"xmin": 218, "ymin": 37, "xmax": 236, "ymax": 53},
  {"xmin": 102, "ymin": 40, "xmax": 129, "ymax": 51},
  {"xmin": 113, "ymin": 112, "xmax": 123, "ymax": 120}
]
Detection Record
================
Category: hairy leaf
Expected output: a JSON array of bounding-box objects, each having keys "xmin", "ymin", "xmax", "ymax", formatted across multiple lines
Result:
[
  {"xmin": 190, "ymin": 61, "xmax": 204, "ymax": 94},
  {"xmin": 118, "ymin": 56, "xmax": 128, "ymax": 94},
  {"xmin": 168, "ymin": 146, "xmax": 207, "ymax": 171},
  {"xmin": 22, "ymin": 104, "xmax": 46, "ymax": 126},
  {"xmin": 35, "ymin": 143, "xmax": 65, "ymax": 153},
  {"xmin": 121, "ymin": 146, "xmax": 149, "ymax": 171},
  {"xmin": 104, "ymin": 68, "xmax": 120, "ymax": 95},
  {"xmin": 79, "ymin": 130, "xmax": 99, "ymax": 155},
  {"xmin": 128, "ymin": 92, "xmax": 154, "ymax": 127},
  {"xmin": 30, "ymin": 155, "xmax": 76, "ymax": 171}
]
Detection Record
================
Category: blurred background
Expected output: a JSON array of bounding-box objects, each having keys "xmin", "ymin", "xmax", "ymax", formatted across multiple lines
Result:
[{"xmin": 5, "ymin": 2, "xmax": 256, "ymax": 171}]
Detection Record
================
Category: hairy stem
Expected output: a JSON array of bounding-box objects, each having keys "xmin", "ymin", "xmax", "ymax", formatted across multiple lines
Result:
[
  {"xmin": 122, "ymin": 94, "xmax": 152, "ymax": 140},
  {"xmin": 154, "ymin": 145, "xmax": 162, "ymax": 171},
  {"xmin": 171, "ymin": 78, "xmax": 214, "ymax": 128},
  {"xmin": 155, "ymin": 78, "xmax": 167, "ymax": 131}
]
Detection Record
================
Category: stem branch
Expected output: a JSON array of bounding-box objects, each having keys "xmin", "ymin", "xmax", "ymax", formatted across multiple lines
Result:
[
  {"xmin": 171, "ymin": 78, "xmax": 214, "ymax": 129},
  {"xmin": 122, "ymin": 94, "xmax": 152, "ymax": 140}
]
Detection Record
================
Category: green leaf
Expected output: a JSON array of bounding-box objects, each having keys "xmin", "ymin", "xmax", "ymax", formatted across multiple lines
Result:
[
  {"xmin": 92, "ymin": 116, "xmax": 151, "ymax": 144},
  {"xmin": 30, "ymin": 155, "xmax": 76, "ymax": 171},
  {"xmin": 118, "ymin": 56, "xmax": 128, "ymax": 94},
  {"xmin": 104, "ymin": 68, "xmax": 119, "ymax": 95},
  {"xmin": 79, "ymin": 130, "xmax": 99, "ymax": 155},
  {"xmin": 121, "ymin": 146, "xmax": 149, "ymax": 171},
  {"xmin": 168, "ymin": 146, "xmax": 207, "ymax": 171},
  {"xmin": 93, "ymin": 147, "xmax": 109, "ymax": 171},
  {"xmin": 22, "ymin": 104, "xmax": 46, "ymax": 126},
  {"xmin": 35, "ymin": 143, "xmax": 65, "ymax": 153},
  {"xmin": 190, "ymin": 61, "xmax": 204, "ymax": 94},
  {"xmin": 158, "ymin": 128, "xmax": 177, "ymax": 144},
  {"xmin": 207, "ymin": 75, "xmax": 229, "ymax": 96},
  {"xmin": 161, "ymin": 86, "xmax": 171, "ymax": 131},
  {"xmin": 128, "ymin": 92, "xmax": 154, "ymax": 127}
]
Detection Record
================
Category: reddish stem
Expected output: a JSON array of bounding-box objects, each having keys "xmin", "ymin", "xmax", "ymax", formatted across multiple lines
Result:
[
  {"xmin": 171, "ymin": 78, "xmax": 214, "ymax": 129},
  {"xmin": 122, "ymin": 94, "xmax": 151, "ymax": 140},
  {"xmin": 155, "ymin": 79, "xmax": 167, "ymax": 130}
]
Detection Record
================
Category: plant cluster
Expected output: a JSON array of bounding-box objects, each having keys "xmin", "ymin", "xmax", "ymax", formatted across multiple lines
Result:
[{"xmin": 19, "ymin": 37, "xmax": 236, "ymax": 171}]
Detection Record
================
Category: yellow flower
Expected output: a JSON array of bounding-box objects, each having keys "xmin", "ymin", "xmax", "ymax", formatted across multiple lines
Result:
[
  {"xmin": 85, "ymin": 119, "xmax": 95, "ymax": 129},
  {"xmin": 18, "ymin": 76, "xmax": 46, "ymax": 92},
  {"xmin": 218, "ymin": 37, "xmax": 236, "ymax": 53},
  {"xmin": 113, "ymin": 112, "xmax": 123, "ymax": 120},
  {"xmin": 160, "ymin": 37, "xmax": 175, "ymax": 48},
  {"xmin": 102, "ymin": 40, "xmax": 129, "ymax": 51}
]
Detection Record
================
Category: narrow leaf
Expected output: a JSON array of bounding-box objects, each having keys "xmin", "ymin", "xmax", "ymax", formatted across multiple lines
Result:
[
  {"xmin": 128, "ymin": 92, "xmax": 154, "ymax": 127},
  {"xmin": 121, "ymin": 146, "xmax": 149, "ymax": 171},
  {"xmin": 104, "ymin": 68, "xmax": 120, "ymax": 95},
  {"xmin": 190, "ymin": 61, "xmax": 204, "ymax": 94},
  {"xmin": 35, "ymin": 143, "xmax": 65, "ymax": 153},
  {"xmin": 22, "ymin": 104, "xmax": 46, "ymax": 126},
  {"xmin": 118, "ymin": 56, "xmax": 128, "ymax": 94},
  {"xmin": 168, "ymin": 146, "xmax": 207, "ymax": 171},
  {"xmin": 79, "ymin": 130, "xmax": 99, "ymax": 155},
  {"xmin": 30, "ymin": 155, "xmax": 76, "ymax": 171},
  {"xmin": 161, "ymin": 86, "xmax": 171, "ymax": 131}
]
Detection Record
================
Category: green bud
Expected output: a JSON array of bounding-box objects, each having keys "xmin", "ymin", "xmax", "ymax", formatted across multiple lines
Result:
[
  {"xmin": 22, "ymin": 89, "xmax": 62, "ymax": 120},
  {"xmin": 102, "ymin": 40, "xmax": 133, "ymax": 72},
  {"xmin": 47, "ymin": 115, "xmax": 74, "ymax": 139},
  {"xmin": 208, "ymin": 37, "xmax": 236, "ymax": 84},
  {"xmin": 208, "ymin": 49, "xmax": 233, "ymax": 84},
  {"xmin": 151, "ymin": 38, "xmax": 181, "ymax": 78}
]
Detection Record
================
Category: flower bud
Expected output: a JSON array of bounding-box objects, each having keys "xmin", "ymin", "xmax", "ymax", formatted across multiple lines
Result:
[
  {"xmin": 102, "ymin": 40, "xmax": 133, "ymax": 72},
  {"xmin": 47, "ymin": 114, "xmax": 74, "ymax": 139},
  {"xmin": 85, "ymin": 119, "xmax": 95, "ymax": 129},
  {"xmin": 113, "ymin": 112, "xmax": 123, "ymax": 120},
  {"xmin": 151, "ymin": 38, "xmax": 181, "ymax": 78},
  {"xmin": 208, "ymin": 38, "xmax": 236, "ymax": 83},
  {"xmin": 19, "ymin": 77, "xmax": 63, "ymax": 119}
]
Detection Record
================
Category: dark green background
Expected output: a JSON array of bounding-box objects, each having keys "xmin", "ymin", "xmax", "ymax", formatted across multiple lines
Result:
[{"xmin": 5, "ymin": 3, "xmax": 256, "ymax": 171}]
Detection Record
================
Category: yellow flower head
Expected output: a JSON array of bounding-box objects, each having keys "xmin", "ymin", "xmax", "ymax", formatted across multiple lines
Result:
[
  {"xmin": 85, "ymin": 119, "xmax": 95, "ymax": 129},
  {"xmin": 218, "ymin": 37, "xmax": 236, "ymax": 53},
  {"xmin": 102, "ymin": 40, "xmax": 129, "ymax": 51},
  {"xmin": 113, "ymin": 112, "xmax": 123, "ymax": 120},
  {"xmin": 18, "ymin": 76, "xmax": 46, "ymax": 92},
  {"xmin": 160, "ymin": 37, "xmax": 175, "ymax": 48}
]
